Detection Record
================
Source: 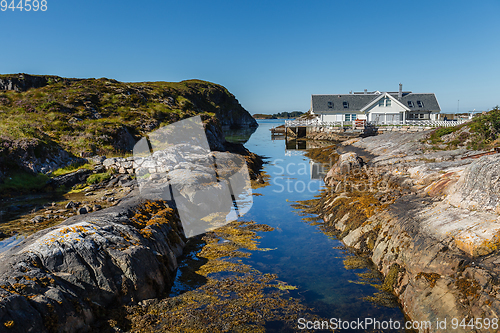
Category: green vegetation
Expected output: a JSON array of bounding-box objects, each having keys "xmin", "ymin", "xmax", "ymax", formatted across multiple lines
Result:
[
  {"xmin": 0, "ymin": 172, "xmax": 49, "ymax": 192},
  {"xmin": 51, "ymin": 162, "xmax": 93, "ymax": 177},
  {"xmin": 468, "ymin": 106, "xmax": 500, "ymax": 149},
  {"xmin": 428, "ymin": 126, "xmax": 460, "ymax": 144},
  {"xmin": 425, "ymin": 106, "xmax": 500, "ymax": 150},
  {"xmin": 0, "ymin": 76, "xmax": 242, "ymax": 159},
  {"xmin": 253, "ymin": 111, "xmax": 304, "ymax": 119},
  {"xmin": 86, "ymin": 171, "xmax": 112, "ymax": 185}
]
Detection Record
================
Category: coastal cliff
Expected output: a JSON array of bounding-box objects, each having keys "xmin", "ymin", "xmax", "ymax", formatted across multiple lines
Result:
[
  {"xmin": 313, "ymin": 130, "xmax": 500, "ymax": 332},
  {"xmin": 0, "ymin": 74, "xmax": 257, "ymax": 183}
]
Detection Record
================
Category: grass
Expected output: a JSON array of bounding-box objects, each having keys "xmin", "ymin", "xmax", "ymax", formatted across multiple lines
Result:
[
  {"xmin": 424, "ymin": 106, "xmax": 500, "ymax": 150},
  {"xmin": 0, "ymin": 76, "xmax": 247, "ymax": 162},
  {"xmin": 428, "ymin": 126, "xmax": 459, "ymax": 144},
  {"xmin": 51, "ymin": 162, "xmax": 93, "ymax": 177},
  {"xmin": 0, "ymin": 172, "xmax": 49, "ymax": 192},
  {"xmin": 86, "ymin": 171, "xmax": 112, "ymax": 185},
  {"xmin": 468, "ymin": 106, "xmax": 500, "ymax": 150}
]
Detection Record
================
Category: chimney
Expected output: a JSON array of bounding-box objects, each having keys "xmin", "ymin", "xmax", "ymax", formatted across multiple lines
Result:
[
  {"xmin": 398, "ymin": 83, "xmax": 402, "ymax": 99},
  {"xmin": 364, "ymin": 89, "xmax": 367, "ymax": 94}
]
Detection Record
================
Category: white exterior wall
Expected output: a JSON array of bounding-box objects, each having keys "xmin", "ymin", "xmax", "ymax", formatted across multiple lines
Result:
[
  {"xmin": 366, "ymin": 102, "xmax": 406, "ymax": 122},
  {"xmin": 319, "ymin": 113, "xmax": 363, "ymax": 122}
]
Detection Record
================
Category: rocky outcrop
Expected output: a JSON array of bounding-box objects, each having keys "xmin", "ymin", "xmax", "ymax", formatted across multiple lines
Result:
[
  {"xmin": 0, "ymin": 194, "xmax": 186, "ymax": 333},
  {"xmin": 318, "ymin": 131, "xmax": 500, "ymax": 333},
  {"xmin": 324, "ymin": 152, "xmax": 364, "ymax": 184},
  {"xmin": 0, "ymin": 74, "xmax": 77, "ymax": 92},
  {"xmin": 0, "ymin": 74, "xmax": 258, "ymax": 183},
  {"xmin": 0, "ymin": 138, "xmax": 85, "ymax": 176},
  {"xmin": 173, "ymin": 81, "xmax": 257, "ymax": 129},
  {"xmin": 446, "ymin": 156, "xmax": 500, "ymax": 213},
  {"xmin": 46, "ymin": 168, "xmax": 94, "ymax": 189}
]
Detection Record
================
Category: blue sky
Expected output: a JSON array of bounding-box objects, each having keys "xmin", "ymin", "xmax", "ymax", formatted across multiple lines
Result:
[{"xmin": 1, "ymin": 0, "xmax": 499, "ymax": 114}]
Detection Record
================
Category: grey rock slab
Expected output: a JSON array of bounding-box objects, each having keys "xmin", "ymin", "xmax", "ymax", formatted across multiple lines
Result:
[{"xmin": 0, "ymin": 192, "xmax": 186, "ymax": 332}]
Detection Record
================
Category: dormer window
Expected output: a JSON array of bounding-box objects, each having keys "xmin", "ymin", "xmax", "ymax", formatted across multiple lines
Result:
[
  {"xmin": 417, "ymin": 101, "xmax": 423, "ymax": 108},
  {"xmin": 327, "ymin": 101, "xmax": 333, "ymax": 108},
  {"xmin": 378, "ymin": 97, "xmax": 392, "ymax": 107},
  {"xmin": 343, "ymin": 102, "xmax": 349, "ymax": 108},
  {"xmin": 407, "ymin": 101, "xmax": 414, "ymax": 108}
]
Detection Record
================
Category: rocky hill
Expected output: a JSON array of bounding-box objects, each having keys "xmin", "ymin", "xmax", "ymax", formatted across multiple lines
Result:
[{"xmin": 0, "ymin": 74, "xmax": 257, "ymax": 183}]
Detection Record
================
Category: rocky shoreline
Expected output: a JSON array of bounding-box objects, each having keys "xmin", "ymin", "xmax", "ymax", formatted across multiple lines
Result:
[
  {"xmin": 0, "ymin": 74, "xmax": 264, "ymax": 332},
  {"xmin": 0, "ymin": 138, "xmax": 264, "ymax": 333},
  {"xmin": 312, "ymin": 131, "xmax": 500, "ymax": 332},
  {"xmin": 0, "ymin": 194, "xmax": 186, "ymax": 332}
]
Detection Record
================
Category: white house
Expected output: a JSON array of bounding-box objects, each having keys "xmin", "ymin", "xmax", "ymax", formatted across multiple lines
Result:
[{"xmin": 311, "ymin": 84, "xmax": 441, "ymax": 124}]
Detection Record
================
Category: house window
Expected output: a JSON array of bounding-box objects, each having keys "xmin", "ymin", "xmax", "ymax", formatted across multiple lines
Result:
[
  {"xmin": 407, "ymin": 101, "xmax": 414, "ymax": 108},
  {"xmin": 409, "ymin": 113, "xmax": 414, "ymax": 119},
  {"xmin": 420, "ymin": 114, "xmax": 424, "ymax": 119},
  {"xmin": 345, "ymin": 114, "xmax": 356, "ymax": 121},
  {"xmin": 328, "ymin": 101, "xmax": 333, "ymax": 108},
  {"xmin": 378, "ymin": 98, "xmax": 392, "ymax": 107},
  {"xmin": 417, "ymin": 101, "xmax": 424, "ymax": 108},
  {"xmin": 343, "ymin": 101, "xmax": 349, "ymax": 108}
]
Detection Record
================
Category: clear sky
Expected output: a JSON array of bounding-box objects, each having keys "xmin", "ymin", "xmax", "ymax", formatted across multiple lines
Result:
[{"xmin": 1, "ymin": 0, "xmax": 499, "ymax": 114}]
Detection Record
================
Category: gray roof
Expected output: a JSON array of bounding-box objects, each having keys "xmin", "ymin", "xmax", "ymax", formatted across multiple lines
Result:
[
  {"xmin": 391, "ymin": 93, "xmax": 441, "ymax": 112},
  {"xmin": 311, "ymin": 94, "xmax": 376, "ymax": 113},
  {"xmin": 312, "ymin": 92, "xmax": 441, "ymax": 113}
]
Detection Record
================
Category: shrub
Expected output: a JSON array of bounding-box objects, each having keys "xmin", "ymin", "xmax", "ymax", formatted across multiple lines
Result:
[
  {"xmin": 86, "ymin": 171, "xmax": 112, "ymax": 185},
  {"xmin": 468, "ymin": 106, "xmax": 500, "ymax": 149},
  {"xmin": 428, "ymin": 127, "xmax": 458, "ymax": 144}
]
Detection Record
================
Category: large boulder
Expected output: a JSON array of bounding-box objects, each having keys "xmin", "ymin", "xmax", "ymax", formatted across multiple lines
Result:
[
  {"xmin": 0, "ymin": 194, "xmax": 186, "ymax": 332},
  {"xmin": 47, "ymin": 168, "xmax": 93, "ymax": 189}
]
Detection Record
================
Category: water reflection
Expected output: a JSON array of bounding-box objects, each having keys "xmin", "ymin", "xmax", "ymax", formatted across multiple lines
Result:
[
  {"xmin": 0, "ymin": 234, "xmax": 25, "ymax": 254},
  {"xmin": 222, "ymin": 125, "xmax": 258, "ymax": 144}
]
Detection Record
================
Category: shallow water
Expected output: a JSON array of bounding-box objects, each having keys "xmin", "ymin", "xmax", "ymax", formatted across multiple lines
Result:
[
  {"xmin": 172, "ymin": 119, "xmax": 409, "ymax": 331},
  {"xmin": 0, "ymin": 234, "xmax": 25, "ymax": 254}
]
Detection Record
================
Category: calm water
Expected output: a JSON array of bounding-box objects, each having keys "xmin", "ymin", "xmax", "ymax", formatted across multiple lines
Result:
[{"xmin": 176, "ymin": 119, "xmax": 408, "ymax": 331}]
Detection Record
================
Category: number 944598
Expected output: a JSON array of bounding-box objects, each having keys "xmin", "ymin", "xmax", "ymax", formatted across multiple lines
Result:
[{"xmin": 1, "ymin": 0, "xmax": 47, "ymax": 11}]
